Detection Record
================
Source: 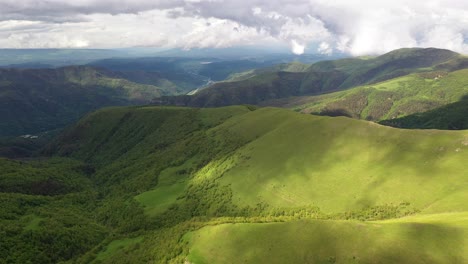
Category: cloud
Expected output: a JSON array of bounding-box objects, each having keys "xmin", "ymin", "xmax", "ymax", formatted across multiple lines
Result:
[
  {"xmin": 291, "ymin": 40, "xmax": 305, "ymax": 55},
  {"xmin": 318, "ymin": 42, "xmax": 332, "ymax": 55},
  {"xmin": 1, "ymin": 0, "xmax": 468, "ymax": 55}
]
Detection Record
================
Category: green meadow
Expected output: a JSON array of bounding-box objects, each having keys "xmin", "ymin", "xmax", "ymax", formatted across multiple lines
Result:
[{"xmin": 215, "ymin": 108, "xmax": 467, "ymax": 213}]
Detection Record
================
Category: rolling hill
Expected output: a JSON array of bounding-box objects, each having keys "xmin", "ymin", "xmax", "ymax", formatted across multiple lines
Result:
[
  {"xmin": 278, "ymin": 69, "xmax": 468, "ymax": 128},
  {"xmin": 2, "ymin": 105, "xmax": 465, "ymax": 263},
  {"xmin": 185, "ymin": 213, "xmax": 467, "ymax": 264},
  {"xmin": 154, "ymin": 48, "xmax": 465, "ymax": 108}
]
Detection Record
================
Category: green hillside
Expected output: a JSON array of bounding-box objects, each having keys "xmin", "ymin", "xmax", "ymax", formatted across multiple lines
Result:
[
  {"xmin": 0, "ymin": 157, "xmax": 106, "ymax": 263},
  {"xmin": 304, "ymin": 47, "xmax": 459, "ymax": 90},
  {"xmin": 284, "ymin": 69, "xmax": 468, "ymax": 127},
  {"xmin": 186, "ymin": 213, "xmax": 467, "ymax": 264},
  {"xmin": 0, "ymin": 105, "xmax": 455, "ymax": 263},
  {"xmin": 155, "ymin": 48, "xmax": 464, "ymax": 107}
]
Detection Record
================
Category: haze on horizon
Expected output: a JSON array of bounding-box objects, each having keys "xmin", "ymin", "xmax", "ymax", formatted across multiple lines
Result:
[{"xmin": 1, "ymin": 0, "xmax": 468, "ymax": 56}]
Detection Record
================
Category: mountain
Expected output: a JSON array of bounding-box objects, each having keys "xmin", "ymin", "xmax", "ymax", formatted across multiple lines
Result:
[
  {"xmin": 2, "ymin": 106, "xmax": 465, "ymax": 263},
  {"xmin": 0, "ymin": 51, "xmax": 337, "ymax": 138},
  {"xmin": 305, "ymin": 47, "xmax": 459, "ymax": 90},
  {"xmin": 88, "ymin": 55, "xmax": 325, "ymax": 85},
  {"xmin": 0, "ymin": 66, "xmax": 174, "ymax": 137},
  {"xmin": 154, "ymin": 48, "xmax": 464, "ymax": 108},
  {"xmin": 152, "ymin": 46, "xmax": 346, "ymax": 62}
]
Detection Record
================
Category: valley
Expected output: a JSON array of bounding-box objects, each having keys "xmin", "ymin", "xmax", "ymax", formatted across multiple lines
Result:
[{"xmin": 1, "ymin": 105, "xmax": 466, "ymax": 263}]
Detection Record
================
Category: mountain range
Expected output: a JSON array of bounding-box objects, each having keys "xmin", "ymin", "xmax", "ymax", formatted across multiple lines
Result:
[
  {"xmin": 154, "ymin": 48, "xmax": 468, "ymax": 129},
  {"xmin": 0, "ymin": 47, "xmax": 467, "ymax": 263}
]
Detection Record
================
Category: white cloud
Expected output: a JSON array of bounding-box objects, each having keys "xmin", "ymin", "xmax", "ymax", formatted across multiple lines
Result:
[
  {"xmin": 318, "ymin": 42, "xmax": 332, "ymax": 55},
  {"xmin": 0, "ymin": 0, "xmax": 468, "ymax": 55},
  {"xmin": 291, "ymin": 40, "xmax": 305, "ymax": 55}
]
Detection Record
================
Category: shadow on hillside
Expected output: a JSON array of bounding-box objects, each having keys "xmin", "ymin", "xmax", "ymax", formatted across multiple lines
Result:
[
  {"xmin": 379, "ymin": 94, "xmax": 468, "ymax": 130},
  {"xmin": 312, "ymin": 108, "xmax": 353, "ymax": 118}
]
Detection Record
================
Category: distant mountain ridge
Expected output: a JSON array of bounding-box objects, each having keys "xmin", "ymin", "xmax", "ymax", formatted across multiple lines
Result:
[
  {"xmin": 153, "ymin": 48, "xmax": 468, "ymax": 130},
  {"xmin": 0, "ymin": 50, "xmax": 338, "ymax": 138},
  {"xmin": 0, "ymin": 66, "xmax": 172, "ymax": 136},
  {"xmin": 154, "ymin": 48, "xmax": 462, "ymax": 107},
  {"xmin": 0, "ymin": 49, "xmax": 129, "ymax": 67},
  {"xmin": 1, "ymin": 47, "xmax": 466, "ymax": 138}
]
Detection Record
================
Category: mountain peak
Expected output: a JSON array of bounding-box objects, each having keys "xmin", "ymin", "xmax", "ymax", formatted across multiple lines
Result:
[{"xmin": 379, "ymin": 47, "xmax": 459, "ymax": 60}]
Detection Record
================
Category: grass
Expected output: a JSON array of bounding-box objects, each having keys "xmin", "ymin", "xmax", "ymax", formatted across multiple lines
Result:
[
  {"xmin": 185, "ymin": 213, "xmax": 467, "ymax": 264},
  {"xmin": 135, "ymin": 182, "xmax": 187, "ymax": 216},
  {"xmin": 22, "ymin": 214, "xmax": 43, "ymax": 231},
  {"xmin": 95, "ymin": 236, "xmax": 144, "ymax": 261},
  {"xmin": 214, "ymin": 108, "xmax": 468, "ymax": 214}
]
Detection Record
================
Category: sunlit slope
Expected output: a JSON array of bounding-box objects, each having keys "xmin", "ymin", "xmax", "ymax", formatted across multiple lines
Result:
[
  {"xmin": 53, "ymin": 106, "xmax": 468, "ymax": 215},
  {"xmin": 45, "ymin": 106, "xmax": 467, "ymax": 263},
  {"xmin": 186, "ymin": 212, "xmax": 468, "ymax": 264},
  {"xmin": 211, "ymin": 108, "xmax": 467, "ymax": 214}
]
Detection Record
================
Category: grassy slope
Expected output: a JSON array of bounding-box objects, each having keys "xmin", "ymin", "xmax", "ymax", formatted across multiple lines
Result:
[
  {"xmin": 215, "ymin": 108, "xmax": 468, "ymax": 214},
  {"xmin": 95, "ymin": 236, "xmax": 144, "ymax": 261},
  {"xmin": 5, "ymin": 106, "xmax": 466, "ymax": 263},
  {"xmin": 186, "ymin": 212, "xmax": 467, "ymax": 264}
]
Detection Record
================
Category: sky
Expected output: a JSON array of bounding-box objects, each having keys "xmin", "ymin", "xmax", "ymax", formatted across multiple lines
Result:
[{"xmin": 1, "ymin": 0, "xmax": 468, "ymax": 55}]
